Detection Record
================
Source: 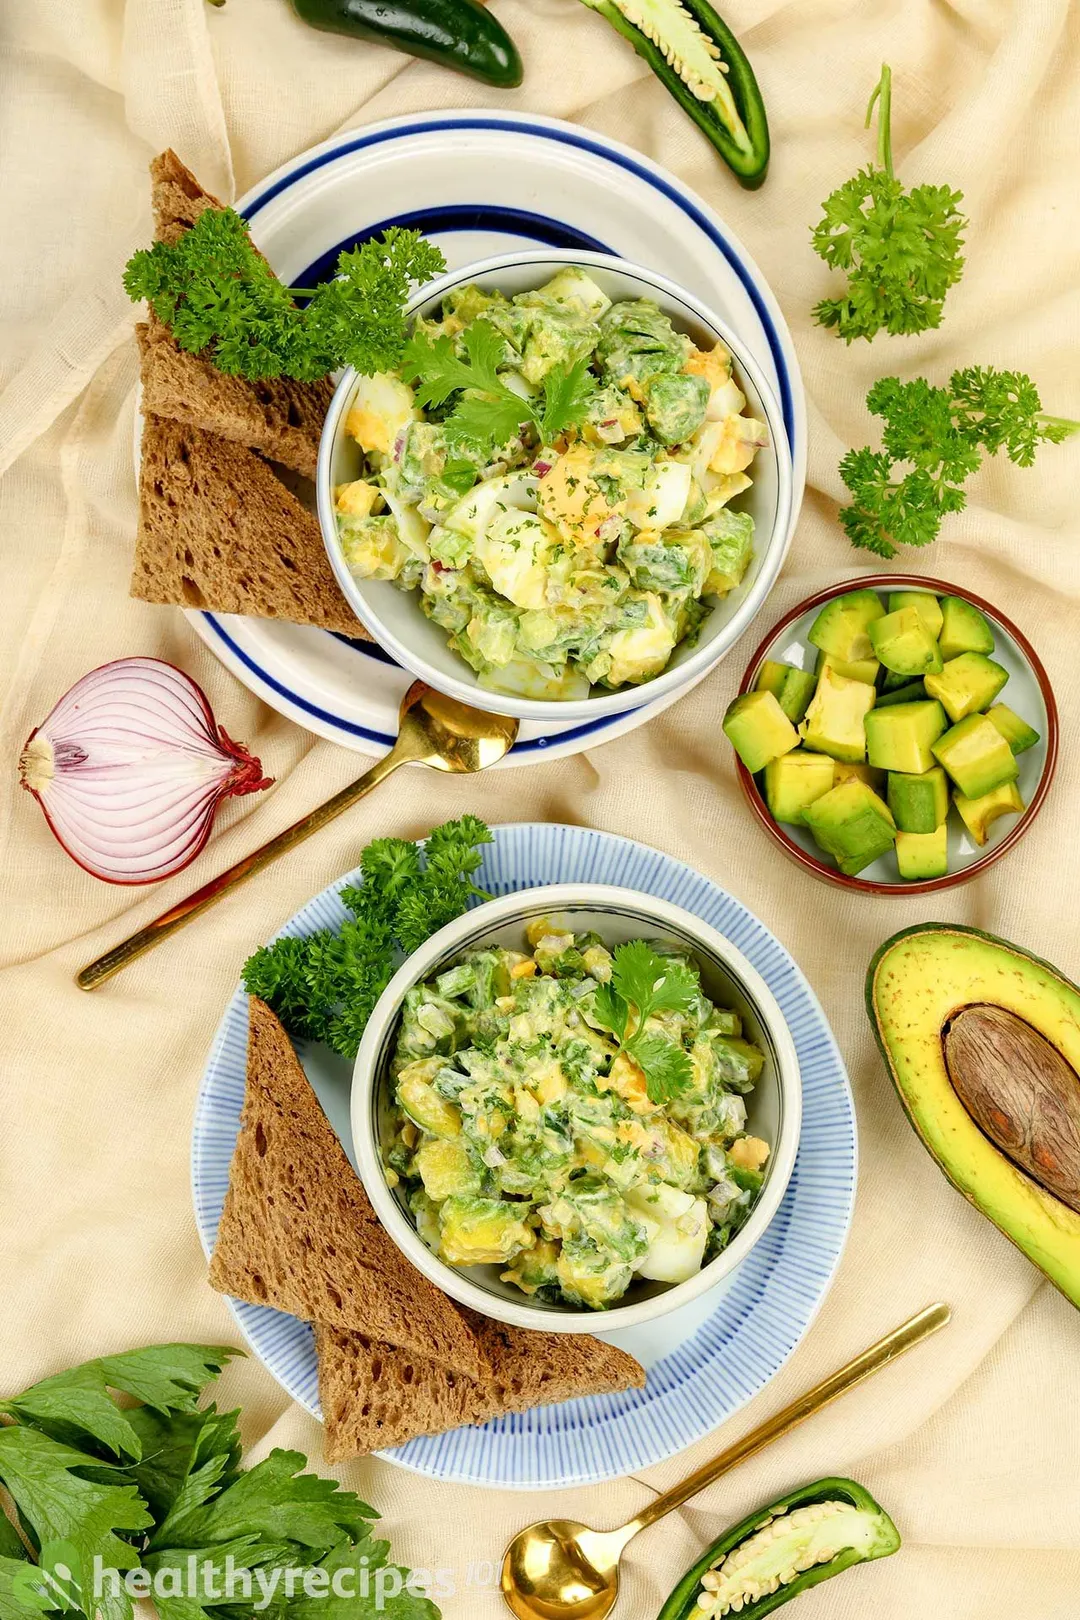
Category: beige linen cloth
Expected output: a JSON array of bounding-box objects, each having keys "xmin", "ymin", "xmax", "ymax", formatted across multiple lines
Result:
[{"xmin": 3, "ymin": 0, "xmax": 1080, "ymax": 1613}]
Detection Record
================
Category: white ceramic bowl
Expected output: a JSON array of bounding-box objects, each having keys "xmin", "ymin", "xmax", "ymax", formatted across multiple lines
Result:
[
  {"xmin": 351, "ymin": 884, "xmax": 802, "ymax": 1334},
  {"xmin": 318, "ymin": 250, "xmax": 794, "ymax": 723}
]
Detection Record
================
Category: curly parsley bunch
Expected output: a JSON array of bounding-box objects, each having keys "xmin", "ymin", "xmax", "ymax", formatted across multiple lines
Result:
[
  {"xmin": 811, "ymin": 65, "xmax": 966, "ymax": 343},
  {"xmin": 124, "ymin": 208, "xmax": 446, "ymax": 380}
]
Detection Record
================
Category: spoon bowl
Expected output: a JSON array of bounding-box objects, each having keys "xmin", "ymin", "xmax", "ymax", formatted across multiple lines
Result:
[
  {"xmin": 398, "ymin": 683, "xmax": 519, "ymax": 772},
  {"xmin": 501, "ymin": 1522, "xmax": 629, "ymax": 1620}
]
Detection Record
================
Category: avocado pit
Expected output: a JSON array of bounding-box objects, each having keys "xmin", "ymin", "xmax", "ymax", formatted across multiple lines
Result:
[{"xmin": 943, "ymin": 1004, "xmax": 1080, "ymax": 1213}]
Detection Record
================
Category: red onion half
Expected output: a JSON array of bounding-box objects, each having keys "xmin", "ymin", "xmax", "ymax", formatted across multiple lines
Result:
[{"xmin": 19, "ymin": 658, "xmax": 272, "ymax": 884}]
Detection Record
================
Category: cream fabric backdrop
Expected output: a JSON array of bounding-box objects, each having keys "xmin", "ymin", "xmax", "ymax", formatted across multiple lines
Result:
[{"xmin": 2, "ymin": 1, "xmax": 1079, "ymax": 1614}]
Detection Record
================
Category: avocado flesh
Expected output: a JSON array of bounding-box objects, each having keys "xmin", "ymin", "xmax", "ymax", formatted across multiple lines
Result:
[
  {"xmin": 895, "ymin": 825, "xmax": 948, "ymax": 880},
  {"xmin": 939, "ymin": 595, "xmax": 995, "ymax": 661},
  {"xmin": 869, "ymin": 607, "xmax": 944, "ymax": 677},
  {"xmin": 987, "ymin": 703, "xmax": 1040, "ymax": 755},
  {"xmin": 804, "ymin": 780, "xmax": 895, "ymax": 875},
  {"xmin": 867, "ymin": 925, "xmax": 1080, "ymax": 1308},
  {"xmin": 954, "ymin": 780, "xmax": 1024, "ymax": 845},
  {"xmin": 933, "ymin": 714, "xmax": 1018, "ymax": 799},
  {"xmin": 888, "ymin": 590, "xmax": 944, "ymax": 639},
  {"xmin": 765, "ymin": 749, "xmax": 834, "ymax": 824},
  {"xmin": 756, "ymin": 660, "xmax": 816, "ymax": 723},
  {"xmin": 808, "ymin": 589, "xmax": 885, "ymax": 663},
  {"xmin": 799, "ymin": 665, "xmax": 876, "ymax": 763},
  {"xmin": 816, "ymin": 651, "xmax": 880, "ymax": 686},
  {"xmin": 724, "ymin": 690, "xmax": 799, "ymax": 773},
  {"xmin": 925, "ymin": 652, "xmax": 1008, "ymax": 722}
]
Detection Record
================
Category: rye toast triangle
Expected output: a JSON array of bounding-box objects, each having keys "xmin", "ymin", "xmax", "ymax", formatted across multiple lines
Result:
[
  {"xmin": 133, "ymin": 411, "xmax": 367, "ymax": 637},
  {"xmin": 144, "ymin": 150, "xmax": 332, "ymax": 479},
  {"xmin": 316, "ymin": 1314, "xmax": 646, "ymax": 1462},
  {"xmin": 208, "ymin": 997, "xmax": 486, "ymax": 1378}
]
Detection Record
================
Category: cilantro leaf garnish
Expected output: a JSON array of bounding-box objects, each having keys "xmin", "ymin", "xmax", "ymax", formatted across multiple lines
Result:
[
  {"xmin": 591, "ymin": 941, "xmax": 698, "ymax": 1105},
  {"xmin": 811, "ymin": 64, "xmax": 966, "ymax": 342},
  {"xmin": 165, "ymin": 1450, "xmax": 373, "ymax": 1551},
  {"xmin": 402, "ymin": 320, "xmax": 594, "ymax": 458},
  {"xmin": 840, "ymin": 367, "xmax": 1080, "ymax": 556},
  {"xmin": 242, "ymin": 817, "xmax": 492, "ymax": 1060},
  {"xmin": 123, "ymin": 210, "xmax": 445, "ymax": 381}
]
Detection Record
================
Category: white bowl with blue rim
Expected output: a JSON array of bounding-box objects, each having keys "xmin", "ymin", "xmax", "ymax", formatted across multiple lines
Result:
[
  {"xmin": 317, "ymin": 250, "xmax": 794, "ymax": 723},
  {"xmin": 175, "ymin": 111, "xmax": 805, "ymax": 764},
  {"xmin": 349, "ymin": 882, "xmax": 802, "ymax": 1333},
  {"xmin": 192, "ymin": 823, "xmax": 856, "ymax": 1490}
]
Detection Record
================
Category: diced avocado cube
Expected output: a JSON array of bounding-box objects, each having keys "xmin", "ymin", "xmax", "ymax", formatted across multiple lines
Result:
[
  {"xmin": 755, "ymin": 661, "xmax": 815, "ymax": 723},
  {"xmin": 877, "ymin": 679, "xmax": 927, "ymax": 707},
  {"xmin": 869, "ymin": 608, "xmax": 944, "ymax": 677},
  {"xmin": 880, "ymin": 666, "xmax": 916, "ymax": 692},
  {"xmin": 986, "ymin": 703, "xmax": 1040, "ymax": 755},
  {"xmin": 802, "ymin": 780, "xmax": 896, "ymax": 875},
  {"xmin": 953, "ymin": 780, "xmax": 1025, "ymax": 845},
  {"xmin": 938, "ymin": 595, "xmax": 995, "ymax": 661},
  {"xmin": 798, "ymin": 663, "xmax": 876, "ymax": 762},
  {"xmin": 723, "ymin": 690, "xmax": 799, "ymax": 773},
  {"xmin": 807, "ymin": 589, "xmax": 886, "ymax": 663},
  {"xmin": 764, "ymin": 749, "xmax": 835, "ymax": 824},
  {"xmin": 924, "ymin": 651, "xmax": 1008, "ymax": 722},
  {"xmin": 815, "ymin": 650, "xmax": 880, "ymax": 685},
  {"xmin": 776, "ymin": 666, "xmax": 817, "ymax": 724},
  {"xmin": 755, "ymin": 660, "xmax": 789, "ymax": 699},
  {"xmin": 932, "ymin": 713, "xmax": 1019, "ymax": 798},
  {"xmin": 895, "ymin": 825, "xmax": 949, "ymax": 881},
  {"xmin": 833, "ymin": 760, "xmax": 886, "ymax": 792},
  {"xmin": 864, "ymin": 700, "xmax": 948, "ymax": 774},
  {"xmin": 887, "ymin": 766, "xmax": 949, "ymax": 833},
  {"xmin": 887, "ymin": 591, "xmax": 944, "ymax": 639}
]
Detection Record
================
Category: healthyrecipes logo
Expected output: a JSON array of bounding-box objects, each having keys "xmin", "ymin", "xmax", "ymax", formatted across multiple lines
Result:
[
  {"xmin": 9, "ymin": 1544, "xmax": 459, "ymax": 1614},
  {"xmin": 11, "ymin": 1542, "xmax": 84, "ymax": 1613}
]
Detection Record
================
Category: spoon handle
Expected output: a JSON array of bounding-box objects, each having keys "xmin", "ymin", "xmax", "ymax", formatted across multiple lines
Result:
[
  {"xmin": 75, "ymin": 745, "xmax": 409, "ymax": 991},
  {"xmin": 626, "ymin": 1301, "xmax": 951, "ymax": 1536}
]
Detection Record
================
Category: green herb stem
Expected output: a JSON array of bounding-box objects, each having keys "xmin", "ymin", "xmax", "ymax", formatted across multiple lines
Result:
[{"xmin": 866, "ymin": 63, "xmax": 893, "ymax": 179}]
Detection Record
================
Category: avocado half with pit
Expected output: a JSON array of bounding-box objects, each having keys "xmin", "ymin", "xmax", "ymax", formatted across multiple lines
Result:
[{"xmin": 867, "ymin": 924, "xmax": 1080, "ymax": 1307}]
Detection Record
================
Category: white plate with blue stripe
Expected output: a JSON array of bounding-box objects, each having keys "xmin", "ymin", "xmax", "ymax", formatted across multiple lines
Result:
[
  {"xmin": 193, "ymin": 824, "xmax": 854, "ymax": 1490},
  {"xmin": 183, "ymin": 111, "xmax": 806, "ymax": 768}
]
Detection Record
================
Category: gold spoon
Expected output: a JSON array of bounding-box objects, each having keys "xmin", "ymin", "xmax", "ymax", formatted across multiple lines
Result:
[
  {"xmin": 501, "ymin": 1301, "xmax": 951, "ymax": 1620},
  {"xmin": 76, "ymin": 682, "xmax": 518, "ymax": 990}
]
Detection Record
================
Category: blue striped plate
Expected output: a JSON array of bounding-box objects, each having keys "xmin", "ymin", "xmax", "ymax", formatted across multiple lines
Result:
[{"xmin": 192, "ymin": 825, "xmax": 855, "ymax": 1489}]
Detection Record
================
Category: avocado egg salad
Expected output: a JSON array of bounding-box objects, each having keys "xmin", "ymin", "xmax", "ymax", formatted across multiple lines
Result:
[
  {"xmin": 334, "ymin": 267, "xmax": 768, "ymax": 700},
  {"xmin": 381, "ymin": 922, "xmax": 771, "ymax": 1309}
]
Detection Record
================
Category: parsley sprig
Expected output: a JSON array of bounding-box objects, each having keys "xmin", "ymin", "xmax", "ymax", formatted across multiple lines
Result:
[
  {"xmin": 123, "ymin": 208, "xmax": 446, "ymax": 381},
  {"xmin": 592, "ymin": 941, "xmax": 698, "ymax": 1105},
  {"xmin": 811, "ymin": 64, "xmax": 966, "ymax": 343},
  {"xmin": 242, "ymin": 817, "xmax": 492, "ymax": 1060},
  {"xmin": 0, "ymin": 1344, "xmax": 435, "ymax": 1620},
  {"xmin": 401, "ymin": 320, "xmax": 595, "ymax": 458},
  {"xmin": 840, "ymin": 366, "xmax": 1080, "ymax": 555}
]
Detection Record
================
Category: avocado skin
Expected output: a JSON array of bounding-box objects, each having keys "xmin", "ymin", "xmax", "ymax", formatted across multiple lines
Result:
[{"xmin": 866, "ymin": 923, "xmax": 1080, "ymax": 1309}]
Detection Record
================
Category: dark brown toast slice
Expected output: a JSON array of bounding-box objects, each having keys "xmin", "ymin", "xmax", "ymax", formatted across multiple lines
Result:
[
  {"xmin": 316, "ymin": 1313, "xmax": 646, "ymax": 1462},
  {"xmin": 138, "ymin": 316, "xmax": 334, "ymax": 481},
  {"xmin": 208, "ymin": 998, "xmax": 485, "ymax": 1377},
  {"xmin": 133, "ymin": 413, "xmax": 368, "ymax": 637},
  {"xmin": 143, "ymin": 151, "xmax": 332, "ymax": 479}
]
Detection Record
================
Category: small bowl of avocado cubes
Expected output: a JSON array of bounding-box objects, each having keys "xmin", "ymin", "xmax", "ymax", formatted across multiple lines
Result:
[{"xmin": 722, "ymin": 575, "xmax": 1057, "ymax": 891}]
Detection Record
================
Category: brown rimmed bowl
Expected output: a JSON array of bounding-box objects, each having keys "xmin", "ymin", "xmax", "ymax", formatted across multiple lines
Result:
[{"xmin": 733, "ymin": 574, "xmax": 1059, "ymax": 896}]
